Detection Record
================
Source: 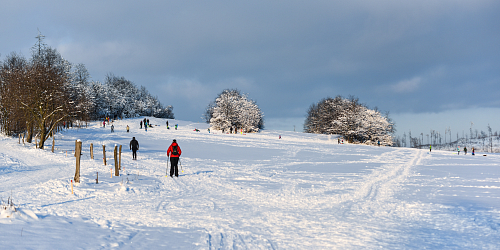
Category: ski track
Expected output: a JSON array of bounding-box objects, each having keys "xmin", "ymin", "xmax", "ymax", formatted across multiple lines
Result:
[{"xmin": 1, "ymin": 119, "xmax": 500, "ymax": 249}]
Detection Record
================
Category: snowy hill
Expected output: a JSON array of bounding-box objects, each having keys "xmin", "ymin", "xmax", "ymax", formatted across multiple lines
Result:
[{"xmin": 1, "ymin": 117, "xmax": 500, "ymax": 249}]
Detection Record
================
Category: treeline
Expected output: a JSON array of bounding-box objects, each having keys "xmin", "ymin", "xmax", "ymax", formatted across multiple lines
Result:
[
  {"xmin": 304, "ymin": 95, "xmax": 395, "ymax": 145},
  {"xmin": 0, "ymin": 35, "xmax": 173, "ymax": 148}
]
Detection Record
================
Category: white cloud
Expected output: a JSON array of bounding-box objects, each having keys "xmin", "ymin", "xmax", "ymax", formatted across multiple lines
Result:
[{"xmin": 391, "ymin": 77, "xmax": 422, "ymax": 93}]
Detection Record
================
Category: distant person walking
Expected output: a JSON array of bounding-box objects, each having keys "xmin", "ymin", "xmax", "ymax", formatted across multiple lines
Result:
[
  {"xmin": 167, "ymin": 139, "xmax": 182, "ymax": 177},
  {"xmin": 175, "ymin": 124, "xmax": 178, "ymax": 130},
  {"xmin": 429, "ymin": 145, "xmax": 432, "ymax": 152},
  {"xmin": 166, "ymin": 120, "xmax": 169, "ymax": 127},
  {"xmin": 126, "ymin": 125, "xmax": 130, "ymax": 133},
  {"xmin": 464, "ymin": 147, "xmax": 467, "ymax": 155},
  {"xmin": 457, "ymin": 146, "xmax": 460, "ymax": 155},
  {"xmin": 140, "ymin": 120, "xmax": 143, "ymax": 129},
  {"xmin": 377, "ymin": 140, "xmax": 380, "ymax": 147},
  {"xmin": 472, "ymin": 147, "xmax": 475, "ymax": 156},
  {"xmin": 130, "ymin": 137, "xmax": 139, "ymax": 160},
  {"xmin": 111, "ymin": 124, "xmax": 114, "ymax": 133}
]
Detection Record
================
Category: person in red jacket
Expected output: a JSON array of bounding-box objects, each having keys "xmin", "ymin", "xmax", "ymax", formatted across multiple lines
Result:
[{"xmin": 167, "ymin": 139, "xmax": 182, "ymax": 177}]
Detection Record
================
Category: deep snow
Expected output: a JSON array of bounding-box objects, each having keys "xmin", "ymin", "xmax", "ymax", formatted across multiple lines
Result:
[{"xmin": 1, "ymin": 117, "xmax": 499, "ymax": 249}]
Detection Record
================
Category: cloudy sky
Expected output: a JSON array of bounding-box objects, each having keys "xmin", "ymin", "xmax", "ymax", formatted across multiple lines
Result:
[{"xmin": 2, "ymin": 0, "xmax": 499, "ymax": 137}]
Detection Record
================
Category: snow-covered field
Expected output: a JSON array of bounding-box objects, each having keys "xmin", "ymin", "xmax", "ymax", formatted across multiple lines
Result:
[{"xmin": 1, "ymin": 117, "xmax": 499, "ymax": 249}]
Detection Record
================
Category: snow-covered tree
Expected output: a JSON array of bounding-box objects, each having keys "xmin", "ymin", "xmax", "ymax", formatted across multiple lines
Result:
[
  {"xmin": 304, "ymin": 95, "xmax": 394, "ymax": 145},
  {"xmin": 89, "ymin": 73, "xmax": 174, "ymax": 120},
  {"xmin": 205, "ymin": 89, "xmax": 264, "ymax": 133}
]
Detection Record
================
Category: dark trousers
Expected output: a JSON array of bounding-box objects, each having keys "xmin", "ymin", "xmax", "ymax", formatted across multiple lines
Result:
[
  {"xmin": 170, "ymin": 157, "xmax": 179, "ymax": 176},
  {"xmin": 132, "ymin": 150, "xmax": 137, "ymax": 160}
]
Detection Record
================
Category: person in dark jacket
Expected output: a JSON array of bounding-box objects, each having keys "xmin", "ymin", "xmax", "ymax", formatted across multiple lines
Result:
[
  {"xmin": 167, "ymin": 139, "xmax": 182, "ymax": 177},
  {"xmin": 130, "ymin": 137, "xmax": 139, "ymax": 160}
]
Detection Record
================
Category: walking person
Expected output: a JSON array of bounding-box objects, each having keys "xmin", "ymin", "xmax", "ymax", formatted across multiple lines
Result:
[
  {"xmin": 140, "ymin": 120, "xmax": 143, "ymax": 129},
  {"xmin": 472, "ymin": 147, "xmax": 475, "ymax": 156},
  {"xmin": 457, "ymin": 146, "xmax": 460, "ymax": 155},
  {"xmin": 126, "ymin": 125, "xmax": 130, "ymax": 133},
  {"xmin": 429, "ymin": 145, "xmax": 432, "ymax": 152},
  {"xmin": 111, "ymin": 124, "xmax": 114, "ymax": 133},
  {"xmin": 130, "ymin": 137, "xmax": 139, "ymax": 160},
  {"xmin": 167, "ymin": 139, "xmax": 182, "ymax": 177},
  {"xmin": 464, "ymin": 147, "xmax": 467, "ymax": 155}
]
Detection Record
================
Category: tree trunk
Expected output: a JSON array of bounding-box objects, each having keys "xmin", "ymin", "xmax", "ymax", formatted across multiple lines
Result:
[
  {"xmin": 39, "ymin": 125, "xmax": 47, "ymax": 149},
  {"xmin": 26, "ymin": 122, "xmax": 33, "ymax": 143},
  {"xmin": 90, "ymin": 143, "xmax": 94, "ymax": 160}
]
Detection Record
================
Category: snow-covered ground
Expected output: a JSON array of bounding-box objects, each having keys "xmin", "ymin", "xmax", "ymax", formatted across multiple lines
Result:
[{"xmin": 1, "ymin": 117, "xmax": 499, "ymax": 249}]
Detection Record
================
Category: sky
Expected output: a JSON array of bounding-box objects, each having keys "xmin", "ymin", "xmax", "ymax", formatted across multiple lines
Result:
[{"xmin": 1, "ymin": 0, "xmax": 499, "ymax": 137}]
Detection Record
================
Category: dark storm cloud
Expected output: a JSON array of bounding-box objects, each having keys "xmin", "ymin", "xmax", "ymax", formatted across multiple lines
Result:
[{"xmin": 1, "ymin": 0, "xmax": 499, "ymax": 123}]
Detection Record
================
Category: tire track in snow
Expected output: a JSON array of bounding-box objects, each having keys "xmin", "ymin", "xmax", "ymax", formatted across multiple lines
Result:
[{"xmin": 342, "ymin": 148, "xmax": 423, "ymax": 206}]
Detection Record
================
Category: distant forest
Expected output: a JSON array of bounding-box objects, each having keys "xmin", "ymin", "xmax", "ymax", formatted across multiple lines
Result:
[
  {"xmin": 0, "ymin": 34, "xmax": 173, "ymax": 148},
  {"xmin": 394, "ymin": 125, "xmax": 500, "ymax": 153}
]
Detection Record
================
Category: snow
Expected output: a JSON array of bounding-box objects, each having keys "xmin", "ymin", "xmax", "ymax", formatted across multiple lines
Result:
[{"xmin": 1, "ymin": 117, "xmax": 499, "ymax": 249}]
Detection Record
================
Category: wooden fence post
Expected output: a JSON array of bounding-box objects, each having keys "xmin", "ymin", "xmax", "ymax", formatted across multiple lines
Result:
[
  {"xmin": 114, "ymin": 145, "xmax": 119, "ymax": 176},
  {"xmin": 103, "ymin": 145, "xmax": 107, "ymax": 165},
  {"xmin": 90, "ymin": 143, "xmax": 94, "ymax": 159},
  {"xmin": 119, "ymin": 145, "xmax": 122, "ymax": 170},
  {"xmin": 74, "ymin": 140, "xmax": 82, "ymax": 183},
  {"xmin": 51, "ymin": 130, "xmax": 55, "ymax": 153}
]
